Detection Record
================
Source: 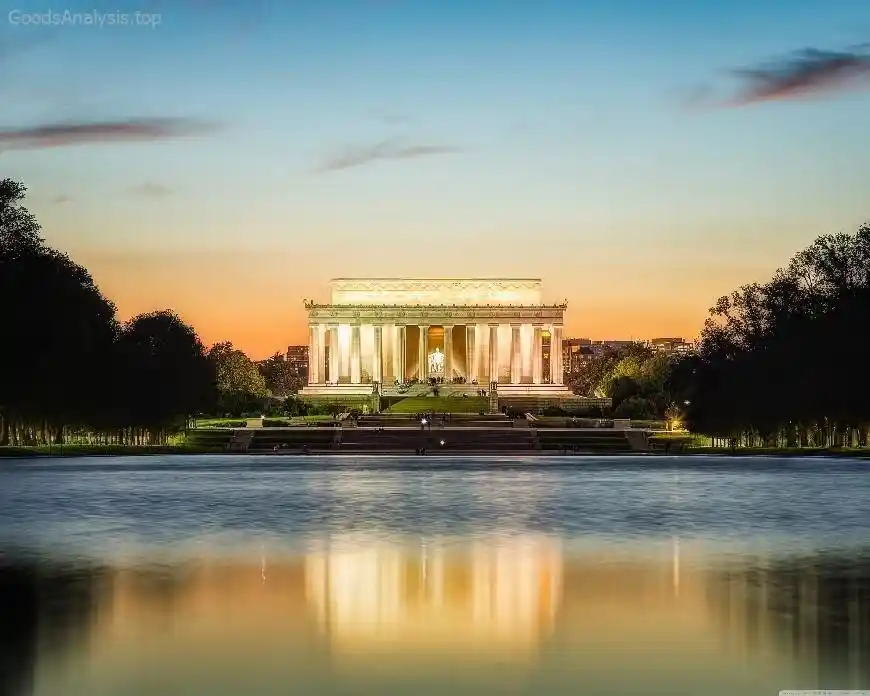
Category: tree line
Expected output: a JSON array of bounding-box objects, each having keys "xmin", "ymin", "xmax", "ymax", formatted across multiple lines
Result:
[
  {"xmin": 0, "ymin": 179, "xmax": 301, "ymax": 446},
  {"xmin": 568, "ymin": 222, "xmax": 870, "ymax": 448},
  {"xmin": 676, "ymin": 223, "xmax": 870, "ymax": 447}
]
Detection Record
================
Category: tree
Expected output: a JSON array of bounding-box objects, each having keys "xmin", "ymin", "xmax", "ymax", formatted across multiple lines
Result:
[
  {"xmin": 1, "ymin": 183, "xmax": 118, "ymax": 444},
  {"xmin": 607, "ymin": 376, "xmax": 640, "ymax": 408},
  {"xmin": 0, "ymin": 179, "xmax": 219, "ymax": 446},
  {"xmin": 207, "ymin": 342, "xmax": 271, "ymax": 417},
  {"xmin": 567, "ymin": 342, "xmax": 679, "ymax": 419},
  {"xmin": 257, "ymin": 352, "xmax": 302, "ymax": 397},
  {"xmin": 113, "ymin": 311, "xmax": 216, "ymax": 437},
  {"xmin": 208, "ymin": 342, "xmax": 269, "ymax": 396},
  {"xmin": 0, "ymin": 178, "xmax": 42, "ymax": 256},
  {"xmin": 681, "ymin": 221, "xmax": 870, "ymax": 449},
  {"xmin": 613, "ymin": 396, "xmax": 655, "ymax": 420}
]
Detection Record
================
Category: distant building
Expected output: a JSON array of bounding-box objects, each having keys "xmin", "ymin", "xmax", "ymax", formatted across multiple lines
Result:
[
  {"xmin": 592, "ymin": 340, "xmax": 637, "ymax": 352},
  {"xmin": 562, "ymin": 338, "xmax": 595, "ymax": 376},
  {"xmin": 561, "ymin": 337, "xmax": 695, "ymax": 379},
  {"xmin": 286, "ymin": 345, "xmax": 309, "ymax": 382},
  {"xmin": 647, "ymin": 338, "xmax": 695, "ymax": 355}
]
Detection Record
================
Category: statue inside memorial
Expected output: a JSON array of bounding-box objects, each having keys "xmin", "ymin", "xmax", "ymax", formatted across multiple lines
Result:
[{"xmin": 428, "ymin": 348, "xmax": 444, "ymax": 375}]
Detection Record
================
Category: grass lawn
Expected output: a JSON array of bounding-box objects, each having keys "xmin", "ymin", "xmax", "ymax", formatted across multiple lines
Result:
[
  {"xmin": 385, "ymin": 396, "xmax": 489, "ymax": 414},
  {"xmin": 194, "ymin": 417, "xmax": 246, "ymax": 428}
]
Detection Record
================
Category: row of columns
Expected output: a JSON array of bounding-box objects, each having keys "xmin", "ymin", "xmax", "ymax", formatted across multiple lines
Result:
[{"xmin": 308, "ymin": 323, "xmax": 563, "ymax": 385}]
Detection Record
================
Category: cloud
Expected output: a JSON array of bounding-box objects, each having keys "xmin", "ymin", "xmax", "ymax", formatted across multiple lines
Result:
[
  {"xmin": 318, "ymin": 138, "xmax": 462, "ymax": 173},
  {"xmin": 0, "ymin": 118, "xmax": 217, "ymax": 150},
  {"xmin": 53, "ymin": 195, "xmax": 71, "ymax": 204},
  {"xmin": 689, "ymin": 45, "xmax": 870, "ymax": 109},
  {"xmin": 130, "ymin": 182, "xmax": 173, "ymax": 197}
]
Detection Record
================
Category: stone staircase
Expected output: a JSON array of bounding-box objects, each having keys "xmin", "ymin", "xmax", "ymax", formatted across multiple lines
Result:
[
  {"xmin": 248, "ymin": 428, "xmax": 337, "ymax": 452},
  {"xmin": 534, "ymin": 428, "xmax": 634, "ymax": 453},
  {"xmin": 226, "ymin": 430, "xmax": 255, "ymax": 452},
  {"xmin": 336, "ymin": 425, "xmax": 537, "ymax": 453}
]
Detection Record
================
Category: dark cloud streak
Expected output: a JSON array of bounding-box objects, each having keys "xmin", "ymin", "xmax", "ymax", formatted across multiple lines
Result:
[
  {"xmin": 318, "ymin": 138, "xmax": 462, "ymax": 173},
  {"xmin": 688, "ymin": 45, "xmax": 870, "ymax": 109},
  {"xmin": 0, "ymin": 118, "xmax": 217, "ymax": 150}
]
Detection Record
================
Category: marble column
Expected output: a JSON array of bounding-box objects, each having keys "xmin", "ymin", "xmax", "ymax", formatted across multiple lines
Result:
[
  {"xmin": 510, "ymin": 324, "xmax": 521, "ymax": 385},
  {"xmin": 418, "ymin": 325, "xmax": 429, "ymax": 380},
  {"xmin": 328, "ymin": 326, "xmax": 338, "ymax": 384},
  {"xmin": 317, "ymin": 324, "xmax": 327, "ymax": 385},
  {"xmin": 488, "ymin": 324, "xmax": 499, "ymax": 384},
  {"xmin": 532, "ymin": 326, "xmax": 543, "ymax": 385},
  {"xmin": 443, "ymin": 325, "xmax": 453, "ymax": 381},
  {"xmin": 466, "ymin": 325, "xmax": 476, "ymax": 382},
  {"xmin": 373, "ymin": 325, "xmax": 383, "ymax": 384},
  {"xmin": 307, "ymin": 325, "xmax": 318, "ymax": 384},
  {"xmin": 394, "ymin": 325, "xmax": 406, "ymax": 383},
  {"xmin": 550, "ymin": 325, "xmax": 563, "ymax": 385},
  {"xmin": 350, "ymin": 324, "xmax": 361, "ymax": 384}
]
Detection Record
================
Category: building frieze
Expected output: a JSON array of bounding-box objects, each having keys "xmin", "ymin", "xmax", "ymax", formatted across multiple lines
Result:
[{"xmin": 304, "ymin": 302, "xmax": 567, "ymax": 324}]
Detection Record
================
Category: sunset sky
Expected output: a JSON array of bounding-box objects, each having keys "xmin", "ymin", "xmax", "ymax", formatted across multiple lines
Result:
[{"xmin": 2, "ymin": 0, "xmax": 869, "ymax": 358}]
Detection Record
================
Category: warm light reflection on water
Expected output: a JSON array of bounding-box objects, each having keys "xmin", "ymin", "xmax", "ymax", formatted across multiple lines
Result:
[
  {"xmin": 3, "ymin": 538, "xmax": 869, "ymax": 696},
  {"xmin": 1, "ymin": 455, "xmax": 870, "ymax": 695},
  {"xmin": 304, "ymin": 536, "xmax": 562, "ymax": 660}
]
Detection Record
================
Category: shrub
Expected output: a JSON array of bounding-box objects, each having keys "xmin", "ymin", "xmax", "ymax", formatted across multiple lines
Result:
[{"xmin": 613, "ymin": 396, "xmax": 655, "ymax": 420}]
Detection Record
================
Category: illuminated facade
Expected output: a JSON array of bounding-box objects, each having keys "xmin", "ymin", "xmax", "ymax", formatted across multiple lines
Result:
[{"xmin": 300, "ymin": 278, "xmax": 575, "ymax": 401}]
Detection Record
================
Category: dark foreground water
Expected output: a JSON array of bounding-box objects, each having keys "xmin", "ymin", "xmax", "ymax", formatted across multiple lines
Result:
[{"xmin": 1, "ymin": 455, "xmax": 870, "ymax": 696}]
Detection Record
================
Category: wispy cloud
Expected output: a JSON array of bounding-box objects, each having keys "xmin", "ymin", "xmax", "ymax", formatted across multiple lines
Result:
[
  {"xmin": 53, "ymin": 195, "xmax": 71, "ymax": 204},
  {"xmin": 318, "ymin": 138, "xmax": 462, "ymax": 173},
  {"xmin": 0, "ymin": 118, "xmax": 217, "ymax": 150},
  {"xmin": 686, "ymin": 45, "xmax": 870, "ymax": 109},
  {"xmin": 130, "ymin": 182, "xmax": 174, "ymax": 197}
]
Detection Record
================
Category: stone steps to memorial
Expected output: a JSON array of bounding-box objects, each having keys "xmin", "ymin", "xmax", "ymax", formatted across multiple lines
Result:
[
  {"xmin": 536, "ymin": 429, "xmax": 633, "ymax": 452},
  {"xmin": 337, "ymin": 428, "xmax": 536, "ymax": 452},
  {"xmin": 250, "ymin": 429, "xmax": 337, "ymax": 451},
  {"xmin": 237, "ymin": 423, "xmax": 636, "ymax": 454}
]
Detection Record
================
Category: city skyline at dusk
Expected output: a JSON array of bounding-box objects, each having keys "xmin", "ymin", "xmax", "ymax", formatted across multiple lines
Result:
[{"xmin": 3, "ymin": 0, "xmax": 870, "ymax": 358}]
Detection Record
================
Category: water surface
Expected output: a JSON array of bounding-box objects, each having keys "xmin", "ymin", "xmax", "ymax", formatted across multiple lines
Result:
[{"xmin": 1, "ymin": 455, "xmax": 869, "ymax": 695}]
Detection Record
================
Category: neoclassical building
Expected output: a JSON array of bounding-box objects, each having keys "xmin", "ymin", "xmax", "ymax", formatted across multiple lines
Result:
[{"xmin": 300, "ymin": 278, "xmax": 576, "ymax": 403}]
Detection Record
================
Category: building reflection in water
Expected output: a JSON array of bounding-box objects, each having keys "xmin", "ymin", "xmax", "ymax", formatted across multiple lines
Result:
[
  {"xmin": 304, "ymin": 535, "xmax": 562, "ymax": 659},
  {"xmin": 1, "ymin": 540, "xmax": 869, "ymax": 695}
]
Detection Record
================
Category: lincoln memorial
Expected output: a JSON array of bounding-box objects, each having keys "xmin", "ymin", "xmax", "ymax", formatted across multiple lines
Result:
[{"xmin": 300, "ymin": 278, "xmax": 577, "ymax": 405}]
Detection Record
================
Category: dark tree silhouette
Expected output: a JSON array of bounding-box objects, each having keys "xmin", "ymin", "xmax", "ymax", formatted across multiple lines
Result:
[
  {"xmin": 675, "ymin": 223, "xmax": 870, "ymax": 448},
  {"xmin": 0, "ymin": 180, "xmax": 217, "ymax": 446}
]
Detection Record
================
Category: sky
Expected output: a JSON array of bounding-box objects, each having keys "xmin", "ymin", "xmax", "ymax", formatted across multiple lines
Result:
[{"xmin": 2, "ymin": 0, "xmax": 870, "ymax": 359}]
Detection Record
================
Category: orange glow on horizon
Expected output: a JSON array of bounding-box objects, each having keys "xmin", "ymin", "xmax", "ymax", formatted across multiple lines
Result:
[{"xmin": 70, "ymin": 247, "xmax": 776, "ymax": 360}]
